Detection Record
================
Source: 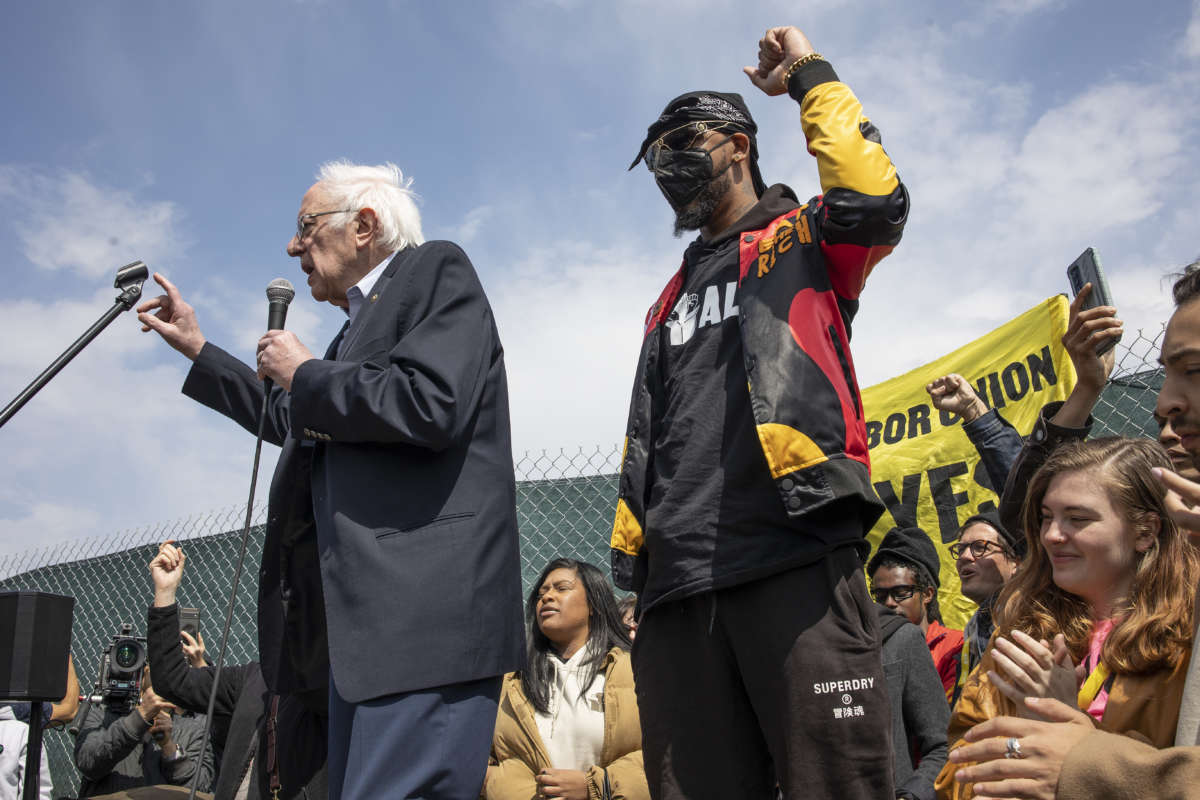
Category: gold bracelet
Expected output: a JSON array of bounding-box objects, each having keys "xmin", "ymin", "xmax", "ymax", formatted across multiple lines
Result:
[{"xmin": 780, "ymin": 52, "xmax": 824, "ymax": 91}]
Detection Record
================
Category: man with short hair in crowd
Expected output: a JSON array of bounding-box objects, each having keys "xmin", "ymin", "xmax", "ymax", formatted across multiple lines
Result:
[
  {"xmin": 948, "ymin": 512, "xmax": 1020, "ymax": 698},
  {"xmin": 868, "ymin": 526, "xmax": 963, "ymax": 702},
  {"xmin": 73, "ymin": 666, "xmax": 214, "ymax": 798},
  {"xmin": 612, "ymin": 23, "xmax": 908, "ymax": 799}
]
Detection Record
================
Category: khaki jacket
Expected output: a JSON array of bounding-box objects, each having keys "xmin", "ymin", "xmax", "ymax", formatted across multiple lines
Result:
[
  {"xmin": 935, "ymin": 647, "xmax": 1190, "ymax": 799},
  {"xmin": 484, "ymin": 647, "xmax": 648, "ymax": 800}
]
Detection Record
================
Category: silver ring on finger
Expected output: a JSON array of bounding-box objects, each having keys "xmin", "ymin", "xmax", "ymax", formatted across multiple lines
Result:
[{"xmin": 1005, "ymin": 737, "xmax": 1025, "ymax": 759}]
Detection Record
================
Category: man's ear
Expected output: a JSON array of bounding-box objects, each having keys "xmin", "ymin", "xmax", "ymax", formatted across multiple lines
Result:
[
  {"xmin": 354, "ymin": 207, "xmax": 379, "ymax": 249},
  {"xmin": 729, "ymin": 132, "xmax": 751, "ymax": 162}
]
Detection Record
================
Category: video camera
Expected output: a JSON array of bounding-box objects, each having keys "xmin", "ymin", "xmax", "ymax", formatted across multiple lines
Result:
[{"xmin": 96, "ymin": 623, "xmax": 147, "ymax": 712}]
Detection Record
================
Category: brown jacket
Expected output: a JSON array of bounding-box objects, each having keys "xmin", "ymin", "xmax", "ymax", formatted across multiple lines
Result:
[
  {"xmin": 1056, "ymin": 730, "xmax": 1200, "ymax": 800},
  {"xmin": 484, "ymin": 647, "xmax": 648, "ymax": 800},
  {"xmin": 935, "ymin": 647, "xmax": 1190, "ymax": 799}
]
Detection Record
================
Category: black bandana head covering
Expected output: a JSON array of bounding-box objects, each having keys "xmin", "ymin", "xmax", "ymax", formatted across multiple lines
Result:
[{"xmin": 630, "ymin": 90, "xmax": 767, "ymax": 197}]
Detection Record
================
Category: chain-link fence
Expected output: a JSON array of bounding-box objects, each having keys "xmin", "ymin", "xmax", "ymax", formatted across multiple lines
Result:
[{"xmin": 0, "ymin": 326, "xmax": 1167, "ymax": 798}]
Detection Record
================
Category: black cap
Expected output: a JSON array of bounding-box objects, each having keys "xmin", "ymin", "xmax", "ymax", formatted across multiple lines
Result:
[
  {"xmin": 958, "ymin": 510, "xmax": 1024, "ymax": 557},
  {"xmin": 630, "ymin": 91, "xmax": 767, "ymax": 196},
  {"xmin": 867, "ymin": 526, "xmax": 943, "ymax": 588}
]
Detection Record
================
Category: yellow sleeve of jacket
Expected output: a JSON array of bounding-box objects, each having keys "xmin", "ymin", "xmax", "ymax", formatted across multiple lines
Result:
[{"xmin": 789, "ymin": 59, "xmax": 908, "ymax": 301}]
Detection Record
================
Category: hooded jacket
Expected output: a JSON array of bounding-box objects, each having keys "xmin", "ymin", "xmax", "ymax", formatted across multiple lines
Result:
[
  {"xmin": 877, "ymin": 607, "xmax": 950, "ymax": 800},
  {"xmin": 485, "ymin": 647, "xmax": 647, "ymax": 800},
  {"xmin": 0, "ymin": 705, "xmax": 52, "ymax": 800},
  {"xmin": 611, "ymin": 62, "xmax": 909, "ymax": 593}
]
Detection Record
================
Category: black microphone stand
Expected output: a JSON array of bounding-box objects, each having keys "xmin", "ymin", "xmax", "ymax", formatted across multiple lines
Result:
[
  {"xmin": 0, "ymin": 261, "xmax": 148, "ymax": 429},
  {"xmin": 22, "ymin": 701, "xmax": 45, "ymax": 800}
]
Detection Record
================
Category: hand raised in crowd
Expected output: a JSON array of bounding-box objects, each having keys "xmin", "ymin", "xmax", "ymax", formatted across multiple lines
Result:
[
  {"xmin": 987, "ymin": 631, "xmax": 1079, "ymax": 720},
  {"xmin": 137, "ymin": 273, "xmax": 207, "ymax": 360},
  {"xmin": 256, "ymin": 329, "xmax": 315, "ymax": 392},
  {"xmin": 1051, "ymin": 284, "xmax": 1122, "ymax": 428},
  {"xmin": 1154, "ymin": 466, "xmax": 1200, "ymax": 545},
  {"xmin": 1062, "ymin": 284, "xmax": 1122, "ymax": 391},
  {"xmin": 926, "ymin": 373, "xmax": 989, "ymax": 424},
  {"xmin": 149, "ymin": 540, "xmax": 185, "ymax": 608},
  {"xmin": 950, "ymin": 697, "xmax": 1094, "ymax": 800},
  {"xmin": 743, "ymin": 26, "xmax": 816, "ymax": 96},
  {"xmin": 535, "ymin": 768, "xmax": 589, "ymax": 800},
  {"xmin": 180, "ymin": 630, "xmax": 207, "ymax": 668}
]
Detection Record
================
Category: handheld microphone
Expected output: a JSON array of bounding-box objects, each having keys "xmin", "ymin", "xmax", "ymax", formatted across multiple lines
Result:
[
  {"xmin": 262, "ymin": 278, "xmax": 295, "ymax": 393},
  {"xmin": 266, "ymin": 277, "xmax": 296, "ymax": 331}
]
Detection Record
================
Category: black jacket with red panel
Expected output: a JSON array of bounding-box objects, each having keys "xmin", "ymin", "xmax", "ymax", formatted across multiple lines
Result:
[{"xmin": 611, "ymin": 60, "xmax": 908, "ymax": 592}]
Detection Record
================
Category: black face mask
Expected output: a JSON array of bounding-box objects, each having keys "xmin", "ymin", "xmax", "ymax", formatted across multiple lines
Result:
[{"xmin": 646, "ymin": 135, "xmax": 733, "ymax": 211}]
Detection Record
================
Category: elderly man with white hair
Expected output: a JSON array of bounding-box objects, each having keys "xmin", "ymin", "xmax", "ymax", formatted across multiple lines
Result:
[{"xmin": 138, "ymin": 161, "xmax": 524, "ymax": 800}]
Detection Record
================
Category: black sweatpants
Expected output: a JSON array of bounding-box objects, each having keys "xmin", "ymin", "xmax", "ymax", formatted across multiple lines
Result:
[{"xmin": 632, "ymin": 546, "xmax": 894, "ymax": 799}]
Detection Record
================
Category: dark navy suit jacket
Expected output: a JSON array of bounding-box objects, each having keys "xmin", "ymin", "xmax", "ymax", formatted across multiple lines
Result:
[{"xmin": 182, "ymin": 240, "xmax": 525, "ymax": 704}]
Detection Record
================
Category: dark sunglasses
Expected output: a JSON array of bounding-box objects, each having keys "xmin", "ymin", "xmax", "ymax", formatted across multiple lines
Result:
[{"xmin": 870, "ymin": 584, "xmax": 918, "ymax": 604}]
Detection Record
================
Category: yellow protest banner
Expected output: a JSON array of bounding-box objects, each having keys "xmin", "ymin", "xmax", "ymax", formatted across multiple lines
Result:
[{"xmin": 861, "ymin": 295, "xmax": 1075, "ymax": 629}]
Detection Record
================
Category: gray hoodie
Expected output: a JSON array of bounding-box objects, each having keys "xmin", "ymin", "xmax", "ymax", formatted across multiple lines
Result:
[{"xmin": 876, "ymin": 605, "xmax": 950, "ymax": 800}]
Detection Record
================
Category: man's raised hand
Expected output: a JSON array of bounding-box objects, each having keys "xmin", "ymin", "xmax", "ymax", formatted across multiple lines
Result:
[
  {"xmin": 927, "ymin": 373, "xmax": 989, "ymax": 424},
  {"xmin": 149, "ymin": 540, "xmax": 185, "ymax": 607},
  {"xmin": 137, "ymin": 273, "xmax": 206, "ymax": 360},
  {"xmin": 744, "ymin": 26, "xmax": 816, "ymax": 96}
]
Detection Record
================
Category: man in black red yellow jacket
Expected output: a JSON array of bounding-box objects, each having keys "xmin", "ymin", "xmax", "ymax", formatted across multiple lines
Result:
[{"xmin": 615, "ymin": 25, "xmax": 908, "ymax": 799}]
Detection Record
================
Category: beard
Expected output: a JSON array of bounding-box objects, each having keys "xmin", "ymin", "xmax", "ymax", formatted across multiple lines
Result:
[{"xmin": 672, "ymin": 170, "xmax": 732, "ymax": 238}]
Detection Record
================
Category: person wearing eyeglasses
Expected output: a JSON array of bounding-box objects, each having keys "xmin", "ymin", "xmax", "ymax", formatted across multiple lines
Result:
[
  {"xmin": 137, "ymin": 161, "xmax": 524, "ymax": 800},
  {"xmin": 868, "ymin": 526, "xmax": 964, "ymax": 703},
  {"xmin": 948, "ymin": 512, "xmax": 1021, "ymax": 705},
  {"xmin": 612, "ymin": 24, "xmax": 907, "ymax": 800}
]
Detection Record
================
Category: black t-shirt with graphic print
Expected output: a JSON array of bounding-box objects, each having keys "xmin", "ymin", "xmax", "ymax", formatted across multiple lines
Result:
[{"xmin": 640, "ymin": 185, "xmax": 860, "ymax": 614}]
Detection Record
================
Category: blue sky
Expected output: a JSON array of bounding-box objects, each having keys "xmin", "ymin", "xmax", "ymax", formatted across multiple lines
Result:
[{"xmin": 1, "ymin": 0, "xmax": 1198, "ymax": 557}]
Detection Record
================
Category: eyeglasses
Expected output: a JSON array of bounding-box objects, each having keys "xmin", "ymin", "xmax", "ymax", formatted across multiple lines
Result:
[
  {"xmin": 294, "ymin": 209, "xmax": 354, "ymax": 242},
  {"xmin": 536, "ymin": 579, "xmax": 578, "ymax": 599},
  {"xmin": 870, "ymin": 584, "xmax": 918, "ymax": 604},
  {"xmin": 644, "ymin": 121, "xmax": 732, "ymax": 171},
  {"xmin": 948, "ymin": 539, "xmax": 1010, "ymax": 560}
]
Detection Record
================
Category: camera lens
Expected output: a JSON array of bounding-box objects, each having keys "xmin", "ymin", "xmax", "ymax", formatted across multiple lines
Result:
[{"xmin": 115, "ymin": 641, "xmax": 140, "ymax": 669}]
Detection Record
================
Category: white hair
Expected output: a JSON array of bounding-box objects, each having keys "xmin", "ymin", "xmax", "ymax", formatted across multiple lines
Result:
[{"xmin": 315, "ymin": 160, "xmax": 425, "ymax": 251}]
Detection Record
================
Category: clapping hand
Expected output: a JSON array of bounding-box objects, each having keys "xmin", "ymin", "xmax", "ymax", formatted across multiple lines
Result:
[{"xmin": 988, "ymin": 631, "xmax": 1080, "ymax": 720}]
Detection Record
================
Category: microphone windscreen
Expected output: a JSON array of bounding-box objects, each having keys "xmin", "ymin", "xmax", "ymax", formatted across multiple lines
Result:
[{"xmin": 266, "ymin": 278, "xmax": 296, "ymax": 305}]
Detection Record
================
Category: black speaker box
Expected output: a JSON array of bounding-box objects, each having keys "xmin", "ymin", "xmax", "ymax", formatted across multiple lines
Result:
[{"xmin": 0, "ymin": 591, "xmax": 74, "ymax": 701}]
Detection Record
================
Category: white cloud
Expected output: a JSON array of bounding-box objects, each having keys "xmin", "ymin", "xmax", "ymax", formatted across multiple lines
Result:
[
  {"xmin": 0, "ymin": 166, "xmax": 184, "ymax": 278},
  {"xmin": 449, "ymin": 205, "xmax": 494, "ymax": 246},
  {"xmin": 1186, "ymin": 0, "xmax": 1200, "ymax": 59},
  {"xmin": 489, "ymin": 240, "xmax": 676, "ymax": 454}
]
